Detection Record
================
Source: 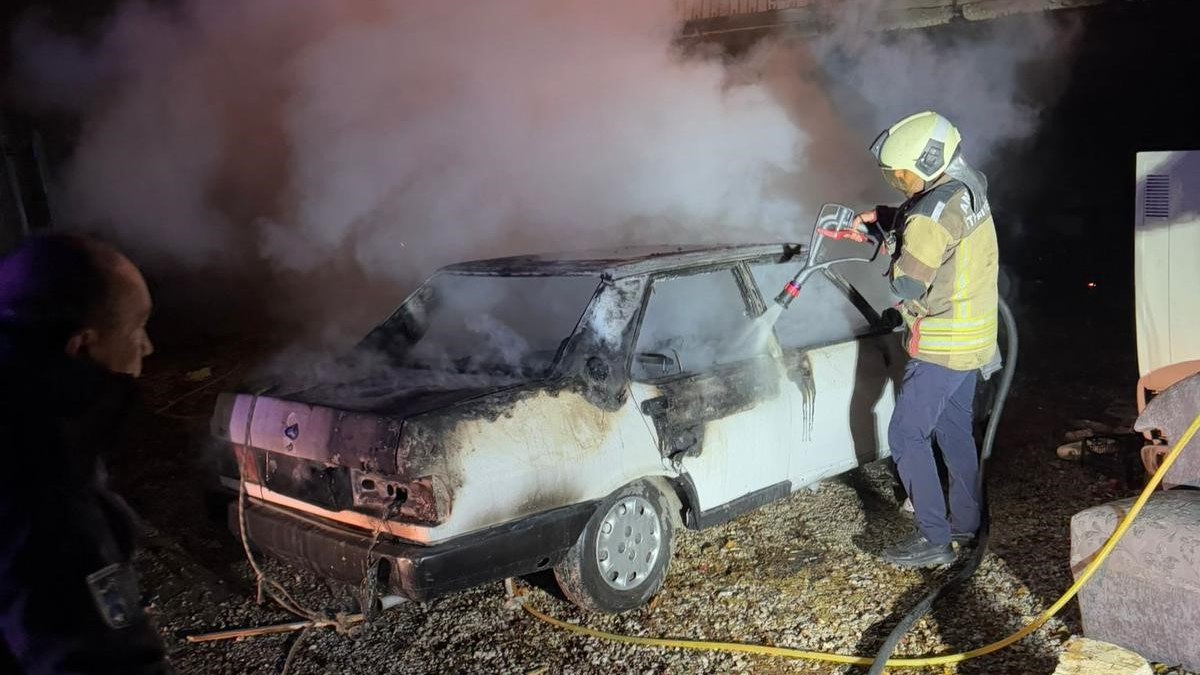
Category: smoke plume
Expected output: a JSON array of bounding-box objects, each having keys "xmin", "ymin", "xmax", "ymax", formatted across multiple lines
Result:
[{"xmin": 11, "ymin": 0, "xmax": 1076, "ymax": 339}]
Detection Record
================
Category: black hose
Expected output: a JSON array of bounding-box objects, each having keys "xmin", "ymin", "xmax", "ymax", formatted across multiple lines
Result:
[{"xmin": 866, "ymin": 298, "xmax": 1019, "ymax": 674}]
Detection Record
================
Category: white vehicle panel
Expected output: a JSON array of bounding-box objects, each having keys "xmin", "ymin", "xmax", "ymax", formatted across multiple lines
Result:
[
  {"xmin": 789, "ymin": 338, "xmax": 901, "ymax": 488},
  {"xmin": 629, "ymin": 361, "xmax": 795, "ymax": 512},
  {"xmin": 417, "ymin": 390, "xmax": 665, "ymax": 543},
  {"xmin": 788, "ymin": 341, "xmax": 858, "ymax": 487},
  {"xmin": 215, "ymin": 245, "xmax": 905, "ymax": 555}
]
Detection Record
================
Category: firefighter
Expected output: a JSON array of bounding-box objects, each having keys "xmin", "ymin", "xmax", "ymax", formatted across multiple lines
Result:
[
  {"xmin": 0, "ymin": 235, "xmax": 171, "ymax": 674},
  {"xmin": 853, "ymin": 111, "xmax": 1000, "ymax": 568}
]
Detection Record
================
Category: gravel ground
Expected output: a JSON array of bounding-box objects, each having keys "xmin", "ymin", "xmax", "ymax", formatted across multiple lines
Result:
[{"xmin": 111, "ymin": 327, "xmax": 1197, "ymax": 675}]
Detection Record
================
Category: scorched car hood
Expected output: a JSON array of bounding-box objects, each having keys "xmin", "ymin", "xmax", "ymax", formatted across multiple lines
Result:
[{"xmin": 264, "ymin": 364, "xmax": 530, "ymax": 417}]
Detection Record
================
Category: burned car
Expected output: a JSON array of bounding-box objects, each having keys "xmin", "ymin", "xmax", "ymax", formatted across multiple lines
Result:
[{"xmin": 211, "ymin": 239, "xmax": 906, "ymax": 613}]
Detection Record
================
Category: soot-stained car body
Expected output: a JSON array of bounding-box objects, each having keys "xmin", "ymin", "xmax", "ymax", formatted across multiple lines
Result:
[{"xmin": 210, "ymin": 243, "xmax": 907, "ymax": 612}]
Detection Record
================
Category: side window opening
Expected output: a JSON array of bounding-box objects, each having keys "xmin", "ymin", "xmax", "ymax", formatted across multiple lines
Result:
[
  {"xmin": 824, "ymin": 268, "xmax": 884, "ymax": 326},
  {"xmin": 831, "ymin": 257, "xmax": 896, "ymax": 316},
  {"xmin": 749, "ymin": 263, "xmax": 873, "ymax": 350},
  {"xmin": 631, "ymin": 267, "xmax": 762, "ymax": 381}
]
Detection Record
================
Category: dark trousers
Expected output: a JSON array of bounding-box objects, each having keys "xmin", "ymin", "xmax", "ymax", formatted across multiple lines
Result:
[{"xmin": 888, "ymin": 359, "xmax": 981, "ymax": 546}]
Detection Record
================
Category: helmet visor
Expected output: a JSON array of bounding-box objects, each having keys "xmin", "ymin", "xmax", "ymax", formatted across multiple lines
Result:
[
  {"xmin": 882, "ymin": 168, "xmax": 907, "ymax": 194},
  {"xmin": 869, "ymin": 129, "xmax": 890, "ymax": 167}
]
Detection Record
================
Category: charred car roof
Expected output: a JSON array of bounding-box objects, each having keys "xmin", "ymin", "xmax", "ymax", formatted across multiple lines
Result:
[{"xmin": 441, "ymin": 243, "xmax": 806, "ymax": 279}]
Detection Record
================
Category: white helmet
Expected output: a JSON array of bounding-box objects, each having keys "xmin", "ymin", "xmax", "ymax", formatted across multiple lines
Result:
[{"xmin": 870, "ymin": 111, "xmax": 962, "ymax": 182}]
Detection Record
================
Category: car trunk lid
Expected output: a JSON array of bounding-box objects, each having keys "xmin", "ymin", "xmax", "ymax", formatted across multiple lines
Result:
[
  {"xmin": 212, "ymin": 393, "xmax": 406, "ymax": 473},
  {"xmin": 211, "ymin": 357, "xmax": 533, "ymax": 528},
  {"xmin": 210, "ymin": 388, "xmax": 481, "ymax": 527}
]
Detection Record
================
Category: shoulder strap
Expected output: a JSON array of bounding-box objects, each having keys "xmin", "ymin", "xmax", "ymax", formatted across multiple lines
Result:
[{"xmin": 906, "ymin": 180, "xmax": 964, "ymax": 222}]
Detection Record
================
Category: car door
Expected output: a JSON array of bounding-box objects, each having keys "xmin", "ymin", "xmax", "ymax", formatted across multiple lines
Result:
[
  {"xmin": 747, "ymin": 262, "xmax": 907, "ymax": 489},
  {"xmin": 626, "ymin": 265, "xmax": 796, "ymax": 515}
]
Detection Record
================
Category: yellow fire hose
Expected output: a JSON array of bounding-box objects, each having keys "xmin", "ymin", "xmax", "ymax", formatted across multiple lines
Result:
[{"xmin": 521, "ymin": 412, "xmax": 1200, "ymax": 669}]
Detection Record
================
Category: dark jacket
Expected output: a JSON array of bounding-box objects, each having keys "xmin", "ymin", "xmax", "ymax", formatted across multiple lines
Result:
[{"xmin": 0, "ymin": 328, "xmax": 172, "ymax": 675}]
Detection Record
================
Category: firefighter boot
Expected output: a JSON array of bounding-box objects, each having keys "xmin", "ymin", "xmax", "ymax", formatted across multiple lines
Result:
[{"xmin": 881, "ymin": 532, "xmax": 955, "ymax": 568}]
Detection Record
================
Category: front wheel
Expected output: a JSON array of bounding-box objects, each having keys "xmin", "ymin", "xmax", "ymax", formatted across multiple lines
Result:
[{"xmin": 553, "ymin": 480, "xmax": 674, "ymax": 613}]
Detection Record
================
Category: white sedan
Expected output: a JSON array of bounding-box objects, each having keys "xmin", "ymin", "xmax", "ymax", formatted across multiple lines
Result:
[{"xmin": 211, "ymin": 236, "xmax": 905, "ymax": 612}]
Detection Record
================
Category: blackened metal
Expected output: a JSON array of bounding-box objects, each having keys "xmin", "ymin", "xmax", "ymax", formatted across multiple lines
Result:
[
  {"xmin": 232, "ymin": 499, "xmax": 597, "ymax": 602},
  {"xmin": 733, "ymin": 262, "xmax": 767, "ymax": 317},
  {"xmin": 640, "ymin": 358, "xmax": 781, "ymax": 461},
  {"xmin": 256, "ymin": 449, "xmax": 352, "ymax": 513},
  {"xmin": 441, "ymin": 244, "xmax": 803, "ymax": 280},
  {"xmin": 238, "ymin": 449, "xmax": 445, "ymax": 524},
  {"xmin": 350, "ymin": 468, "xmax": 409, "ymax": 512},
  {"xmin": 671, "ymin": 475, "xmax": 703, "ymax": 529},
  {"xmin": 394, "ymin": 476, "xmax": 445, "ymax": 524},
  {"xmin": 554, "ymin": 277, "xmax": 643, "ymax": 412},
  {"xmin": 331, "ymin": 411, "xmax": 403, "ymax": 474},
  {"xmin": 358, "ymin": 284, "xmax": 434, "ymax": 356},
  {"xmin": 585, "ymin": 356, "xmax": 609, "ymax": 382}
]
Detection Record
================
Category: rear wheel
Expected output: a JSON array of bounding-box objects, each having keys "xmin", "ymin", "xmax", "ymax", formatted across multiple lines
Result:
[{"xmin": 553, "ymin": 480, "xmax": 674, "ymax": 613}]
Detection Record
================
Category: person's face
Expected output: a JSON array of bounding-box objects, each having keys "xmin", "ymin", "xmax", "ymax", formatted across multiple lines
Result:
[
  {"xmin": 883, "ymin": 169, "xmax": 925, "ymax": 198},
  {"xmin": 66, "ymin": 261, "xmax": 155, "ymax": 378}
]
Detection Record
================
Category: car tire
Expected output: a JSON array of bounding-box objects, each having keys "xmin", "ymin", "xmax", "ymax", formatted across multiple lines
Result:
[{"xmin": 553, "ymin": 480, "xmax": 674, "ymax": 613}]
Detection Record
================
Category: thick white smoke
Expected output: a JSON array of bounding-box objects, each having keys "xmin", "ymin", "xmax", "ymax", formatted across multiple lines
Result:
[
  {"xmin": 24, "ymin": 1, "xmax": 804, "ymax": 281},
  {"xmin": 11, "ymin": 0, "xmax": 1075, "ymax": 338},
  {"xmin": 803, "ymin": 2, "xmax": 1079, "ymax": 195}
]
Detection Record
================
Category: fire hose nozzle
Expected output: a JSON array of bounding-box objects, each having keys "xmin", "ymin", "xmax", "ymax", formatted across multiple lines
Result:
[
  {"xmin": 774, "ymin": 203, "xmax": 884, "ymax": 313},
  {"xmin": 774, "ymin": 280, "xmax": 802, "ymax": 308}
]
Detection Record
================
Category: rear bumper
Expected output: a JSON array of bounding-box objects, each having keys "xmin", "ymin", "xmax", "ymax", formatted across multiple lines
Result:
[{"xmin": 229, "ymin": 499, "xmax": 596, "ymax": 602}]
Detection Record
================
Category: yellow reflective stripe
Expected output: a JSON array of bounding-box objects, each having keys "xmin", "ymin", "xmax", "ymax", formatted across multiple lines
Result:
[
  {"xmin": 920, "ymin": 331, "xmax": 995, "ymax": 338},
  {"xmin": 916, "ymin": 317, "xmax": 993, "ymax": 331},
  {"xmin": 921, "ymin": 310, "xmax": 996, "ymax": 321},
  {"xmin": 919, "ymin": 342, "xmax": 995, "ymax": 354},
  {"xmin": 919, "ymin": 337, "xmax": 995, "ymax": 348},
  {"xmin": 916, "ymin": 345, "xmax": 993, "ymax": 353},
  {"xmin": 920, "ymin": 325, "xmax": 997, "ymax": 336},
  {"xmin": 920, "ymin": 347, "xmax": 992, "ymax": 355},
  {"xmin": 917, "ymin": 313, "xmax": 997, "ymax": 352},
  {"xmin": 920, "ymin": 318, "xmax": 996, "ymax": 327},
  {"xmin": 924, "ymin": 310, "xmax": 996, "ymax": 321},
  {"xmin": 920, "ymin": 334, "xmax": 995, "ymax": 344},
  {"xmin": 920, "ymin": 320, "xmax": 997, "ymax": 331}
]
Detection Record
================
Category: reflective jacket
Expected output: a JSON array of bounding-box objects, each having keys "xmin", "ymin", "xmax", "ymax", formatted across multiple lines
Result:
[{"xmin": 886, "ymin": 175, "xmax": 999, "ymax": 372}]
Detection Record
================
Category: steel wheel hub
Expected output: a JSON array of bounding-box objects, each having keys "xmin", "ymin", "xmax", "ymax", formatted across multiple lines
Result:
[{"xmin": 595, "ymin": 495, "xmax": 661, "ymax": 591}]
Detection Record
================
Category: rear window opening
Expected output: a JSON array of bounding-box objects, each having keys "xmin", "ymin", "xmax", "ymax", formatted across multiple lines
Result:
[{"xmin": 362, "ymin": 273, "xmax": 600, "ymax": 378}]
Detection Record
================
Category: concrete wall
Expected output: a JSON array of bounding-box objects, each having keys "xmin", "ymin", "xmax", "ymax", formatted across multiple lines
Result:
[{"xmin": 677, "ymin": 0, "xmax": 1112, "ymax": 36}]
